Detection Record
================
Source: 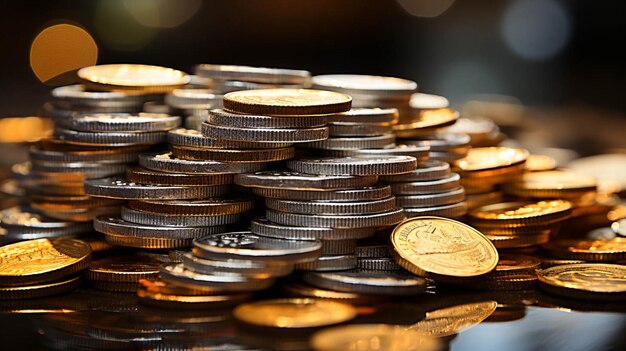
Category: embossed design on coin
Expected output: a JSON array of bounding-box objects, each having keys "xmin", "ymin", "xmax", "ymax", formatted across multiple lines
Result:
[{"xmin": 407, "ymin": 301, "xmax": 497, "ymax": 337}]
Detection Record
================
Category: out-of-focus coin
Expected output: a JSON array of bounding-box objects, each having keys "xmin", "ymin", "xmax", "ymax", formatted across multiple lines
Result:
[
  {"xmin": 265, "ymin": 197, "xmax": 396, "ymax": 215},
  {"xmin": 126, "ymin": 167, "xmax": 233, "ymax": 186},
  {"xmin": 407, "ymin": 301, "xmax": 497, "ymax": 337},
  {"xmin": 303, "ymin": 269, "xmax": 427, "ymax": 296},
  {"xmin": 69, "ymin": 113, "xmax": 181, "ymax": 132},
  {"xmin": 537, "ymin": 263, "xmax": 626, "ymax": 301},
  {"xmin": 253, "ymin": 185, "xmax": 392, "ymax": 201},
  {"xmin": 380, "ymin": 160, "xmax": 450, "ymax": 182},
  {"xmin": 267, "ymin": 208, "xmax": 405, "ymax": 229},
  {"xmin": 395, "ymin": 187, "xmax": 465, "ymax": 208},
  {"xmin": 0, "ymin": 275, "xmax": 81, "ymax": 300},
  {"xmin": 235, "ymin": 171, "xmax": 377, "ymax": 190},
  {"xmin": 468, "ymin": 200, "xmax": 573, "ymax": 227},
  {"xmin": 223, "ymin": 89, "xmax": 352, "ymax": 115},
  {"xmin": 312, "ymin": 74, "xmax": 417, "ymax": 97},
  {"xmin": 311, "ymin": 324, "xmax": 439, "ymax": 351},
  {"xmin": 171, "ymin": 145, "xmax": 294, "ymax": 163},
  {"xmin": 211, "ymin": 79, "xmax": 307, "ymax": 93},
  {"xmin": 0, "ymin": 238, "xmax": 91, "ymax": 286},
  {"xmin": 324, "ymin": 144, "xmax": 429, "ymax": 160},
  {"xmin": 282, "ymin": 283, "xmax": 382, "ymax": 304},
  {"xmin": 392, "ymin": 108, "xmax": 459, "ymax": 133},
  {"xmin": 250, "ymin": 218, "xmax": 376, "ymax": 241},
  {"xmin": 502, "ymin": 170, "xmax": 597, "ymax": 199},
  {"xmin": 160, "ymin": 263, "xmax": 274, "ymax": 292},
  {"xmin": 410, "ymin": 92, "xmax": 449, "ymax": 109},
  {"xmin": 613, "ymin": 219, "xmax": 626, "ymax": 237},
  {"xmin": 55, "ymin": 128, "xmax": 167, "ymax": 146},
  {"xmin": 51, "ymin": 84, "xmax": 148, "ymax": 107},
  {"xmin": 164, "ymin": 89, "xmax": 223, "ymax": 110},
  {"xmin": 387, "ymin": 173, "xmax": 461, "ymax": 195},
  {"xmin": 485, "ymin": 233, "xmax": 550, "ymax": 249},
  {"xmin": 128, "ymin": 198, "xmax": 253, "ymax": 216},
  {"xmin": 78, "ymin": 64, "xmax": 190, "ymax": 93},
  {"xmin": 455, "ymin": 147, "xmax": 529, "ymax": 172},
  {"xmin": 30, "ymin": 143, "xmax": 146, "ymax": 163},
  {"xmin": 208, "ymin": 109, "xmax": 327, "ymax": 128},
  {"xmin": 0, "ymin": 207, "xmax": 92, "ymax": 240},
  {"xmin": 234, "ymin": 298, "xmax": 356, "ymax": 328},
  {"xmin": 542, "ymin": 238, "xmax": 626, "ymax": 262},
  {"xmin": 525, "ymin": 154, "xmax": 558, "ymax": 172},
  {"xmin": 201, "ymin": 122, "xmax": 329, "ymax": 143},
  {"xmin": 195, "ymin": 64, "xmax": 311, "ymax": 84},
  {"xmin": 139, "ymin": 152, "xmax": 267, "ymax": 174},
  {"xmin": 137, "ymin": 279, "xmax": 252, "ymax": 309},
  {"xmin": 391, "ymin": 217, "xmax": 498, "ymax": 278},
  {"xmin": 287, "ymin": 156, "xmax": 417, "ymax": 176},
  {"xmin": 84, "ymin": 177, "xmax": 229, "ymax": 199},
  {"xmin": 168, "ymin": 128, "xmax": 292, "ymax": 149},
  {"xmin": 566, "ymin": 153, "xmax": 626, "ymax": 194}
]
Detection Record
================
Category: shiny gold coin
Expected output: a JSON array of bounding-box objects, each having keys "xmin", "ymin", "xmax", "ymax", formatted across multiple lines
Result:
[
  {"xmin": 469, "ymin": 200, "xmax": 573, "ymax": 227},
  {"xmin": 542, "ymin": 238, "xmax": 626, "ymax": 261},
  {"xmin": 0, "ymin": 238, "xmax": 91, "ymax": 286},
  {"xmin": 407, "ymin": 301, "xmax": 497, "ymax": 337},
  {"xmin": 525, "ymin": 154, "xmax": 557, "ymax": 172},
  {"xmin": 137, "ymin": 279, "xmax": 251, "ymax": 309},
  {"xmin": 311, "ymin": 324, "xmax": 440, "ymax": 351},
  {"xmin": 233, "ymin": 298, "xmax": 356, "ymax": 328},
  {"xmin": 502, "ymin": 170, "xmax": 597, "ymax": 199},
  {"xmin": 537, "ymin": 263, "xmax": 626, "ymax": 301},
  {"xmin": 392, "ymin": 108, "xmax": 459, "ymax": 133},
  {"xmin": 455, "ymin": 147, "xmax": 529, "ymax": 172},
  {"xmin": 223, "ymin": 89, "xmax": 352, "ymax": 116},
  {"xmin": 78, "ymin": 64, "xmax": 189, "ymax": 93},
  {"xmin": 492, "ymin": 254, "xmax": 541, "ymax": 275},
  {"xmin": 391, "ymin": 216, "xmax": 498, "ymax": 278},
  {"xmin": 0, "ymin": 275, "xmax": 81, "ymax": 300},
  {"xmin": 567, "ymin": 153, "xmax": 626, "ymax": 194}
]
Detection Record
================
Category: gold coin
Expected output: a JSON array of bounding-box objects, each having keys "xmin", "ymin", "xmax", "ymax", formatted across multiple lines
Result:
[
  {"xmin": 311, "ymin": 324, "xmax": 440, "ymax": 351},
  {"xmin": 567, "ymin": 153, "xmax": 626, "ymax": 194},
  {"xmin": 78, "ymin": 64, "xmax": 190, "ymax": 93},
  {"xmin": 502, "ymin": 170, "xmax": 597, "ymax": 199},
  {"xmin": 0, "ymin": 275, "xmax": 81, "ymax": 300},
  {"xmin": 525, "ymin": 154, "xmax": 557, "ymax": 172},
  {"xmin": 468, "ymin": 200, "xmax": 573, "ymax": 227},
  {"xmin": 137, "ymin": 279, "xmax": 251, "ymax": 309},
  {"xmin": 493, "ymin": 254, "xmax": 541, "ymax": 275},
  {"xmin": 455, "ymin": 147, "xmax": 529, "ymax": 172},
  {"xmin": 485, "ymin": 233, "xmax": 549, "ymax": 249},
  {"xmin": 86, "ymin": 256, "xmax": 161, "ymax": 284},
  {"xmin": 537, "ymin": 263, "xmax": 626, "ymax": 301},
  {"xmin": 223, "ymin": 89, "xmax": 352, "ymax": 116},
  {"xmin": 391, "ymin": 216, "xmax": 498, "ymax": 278},
  {"xmin": 392, "ymin": 108, "xmax": 459, "ymax": 132},
  {"xmin": 233, "ymin": 298, "xmax": 356, "ymax": 328},
  {"xmin": 407, "ymin": 301, "xmax": 497, "ymax": 337},
  {"xmin": 542, "ymin": 238, "xmax": 626, "ymax": 261},
  {"xmin": 0, "ymin": 238, "xmax": 91, "ymax": 286},
  {"xmin": 282, "ymin": 283, "xmax": 383, "ymax": 305}
]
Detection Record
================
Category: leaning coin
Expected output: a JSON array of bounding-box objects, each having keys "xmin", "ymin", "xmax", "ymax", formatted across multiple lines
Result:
[
  {"xmin": 311, "ymin": 324, "xmax": 440, "ymax": 351},
  {"xmin": 379, "ymin": 160, "xmax": 450, "ymax": 182},
  {"xmin": 201, "ymin": 122, "xmax": 329, "ymax": 143},
  {"xmin": 94, "ymin": 216, "xmax": 227, "ymax": 239},
  {"xmin": 208, "ymin": 109, "xmax": 327, "ymax": 128},
  {"xmin": 55, "ymin": 128, "xmax": 167, "ymax": 146},
  {"xmin": 287, "ymin": 156, "xmax": 417, "ymax": 176},
  {"xmin": 312, "ymin": 74, "xmax": 417, "ymax": 97},
  {"xmin": 303, "ymin": 269, "xmax": 427, "ymax": 296},
  {"xmin": 266, "ymin": 208, "xmax": 405, "ymax": 228},
  {"xmin": 193, "ymin": 232, "xmax": 322, "ymax": 263},
  {"xmin": 250, "ymin": 218, "xmax": 376, "ymax": 241},
  {"xmin": 265, "ymin": 197, "xmax": 396, "ymax": 215},
  {"xmin": 182, "ymin": 252, "xmax": 293, "ymax": 278},
  {"xmin": 128, "ymin": 198, "xmax": 253, "ymax": 216},
  {"xmin": 69, "ymin": 113, "xmax": 181, "ymax": 132},
  {"xmin": 171, "ymin": 145, "xmax": 294, "ymax": 163},
  {"xmin": 84, "ymin": 177, "xmax": 229, "ymax": 199},
  {"xmin": 168, "ymin": 128, "xmax": 292, "ymax": 149},
  {"xmin": 0, "ymin": 238, "xmax": 91, "ymax": 286},
  {"xmin": 0, "ymin": 275, "xmax": 82, "ymax": 300},
  {"xmin": 253, "ymin": 185, "xmax": 393, "ymax": 201},
  {"xmin": 234, "ymin": 171, "xmax": 378, "ymax": 190},
  {"xmin": 126, "ymin": 167, "xmax": 233, "ymax": 186},
  {"xmin": 120, "ymin": 206, "xmax": 241, "ymax": 227},
  {"xmin": 139, "ymin": 153, "xmax": 267, "ymax": 174},
  {"xmin": 160, "ymin": 263, "xmax": 274, "ymax": 292}
]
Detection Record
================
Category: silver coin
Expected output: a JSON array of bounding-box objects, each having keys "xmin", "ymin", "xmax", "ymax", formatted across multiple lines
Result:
[
  {"xmin": 320, "ymin": 239, "xmax": 357, "ymax": 255},
  {"xmin": 266, "ymin": 208, "xmax": 406, "ymax": 229},
  {"xmin": 403, "ymin": 201, "xmax": 468, "ymax": 219},
  {"xmin": 357, "ymin": 257, "xmax": 401, "ymax": 271},
  {"xmin": 395, "ymin": 187, "xmax": 465, "ymax": 208},
  {"xmin": 287, "ymin": 156, "xmax": 417, "ymax": 176},
  {"xmin": 51, "ymin": 84, "xmax": 150, "ymax": 107},
  {"xmin": 168, "ymin": 128, "xmax": 292, "ymax": 149},
  {"xmin": 380, "ymin": 160, "xmax": 451, "ymax": 182},
  {"xmin": 328, "ymin": 108, "xmax": 399, "ymax": 124},
  {"xmin": 160, "ymin": 263, "xmax": 275, "ymax": 292},
  {"xmin": 265, "ymin": 197, "xmax": 396, "ymax": 215},
  {"xmin": 356, "ymin": 245, "xmax": 390, "ymax": 258},
  {"xmin": 55, "ymin": 128, "xmax": 167, "ymax": 146},
  {"xmin": 211, "ymin": 79, "xmax": 307, "ymax": 93},
  {"xmin": 323, "ymin": 144, "xmax": 429, "ymax": 160},
  {"xmin": 613, "ymin": 219, "xmax": 626, "ymax": 237},
  {"xmin": 128, "ymin": 198, "xmax": 253, "ymax": 216},
  {"xmin": 202, "ymin": 122, "xmax": 329, "ymax": 143},
  {"xmin": 182, "ymin": 252, "xmax": 293, "ymax": 278},
  {"xmin": 294, "ymin": 255, "xmax": 357, "ymax": 271},
  {"xmin": 139, "ymin": 153, "xmax": 267, "ymax": 174},
  {"xmin": 303, "ymin": 269, "xmax": 427, "ymax": 295},
  {"xmin": 143, "ymin": 101, "xmax": 172, "ymax": 114},
  {"xmin": 120, "ymin": 206, "xmax": 242, "ymax": 227},
  {"xmin": 234, "ymin": 171, "xmax": 378, "ymax": 190},
  {"xmin": 252, "ymin": 185, "xmax": 393, "ymax": 201},
  {"xmin": 29, "ymin": 146, "xmax": 140, "ymax": 164},
  {"xmin": 428, "ymin": 151, "xmax": 468, "ymax": 163},
  {"xmin": 85, "ymin": 177, "xmax": 229, "ymax": 199},
  {"xmin": 387, "ymin": 173, "xmax": 461, "ymax": 195},
  {"xmin": 208, "ymin": 109, "xmax": 327, "ymax": 129},
  {"xmin": 94, "ymin": 215, "xmax": 227, "ymax": 239},
  {"xmin": 183, "ymin": 113, "xmax": 205, "ymax": 131},
  {"xmin": 193, "ymin": 232, "xmax": 322, "ymax": 263},
  {"xmin": 312, "ymin": 74, "xmax": 417, "ymax": 97},
  {"xmin": 403, "ymin": 133, "xmax": 471, "ymax": 152},
  {"xmin": 30, "ymin": 161, "xmax": 126, "ymax": 179},
  {"xmin": 301, "ymin": 134, "xmax": 395, "ymax": 150},
  {"xmin": 250, "ymin": 218, "xmax": 376, "ymax": 241},
  {"xmin": 586, "ymin": 227, "xmax": 617, "ymax": 240},
  {"xmin": 195, "ymin": 64, "xmax": 311, "ymax": 84},
  {"xmin": 0, "ymin": 206, "xmax": 92, "ymax": 237},
  {"xmin": 34, "ymin": 205, "xmax": 120, "ymax": 223},
  {"xmin": 328, "ymin": 122, "xmax": 392, "ymax": 137},
  {"xmin": 69, "ymin": 113, "xmax": 181, "ymax": 132},
  {"xmin": 165, "ymin": 89, "xmax": 224, "ymax": 110}
]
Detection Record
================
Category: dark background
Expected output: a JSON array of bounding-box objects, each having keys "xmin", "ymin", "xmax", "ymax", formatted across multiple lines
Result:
[{"xmin": 0, "ymin": 0, "xmax": 624, "ymax": 117}]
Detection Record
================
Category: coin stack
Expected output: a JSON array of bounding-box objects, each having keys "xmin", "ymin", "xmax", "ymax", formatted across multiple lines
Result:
[
  {"xmin": 195, "ymin": 64, "xmax": 312, "ymax": 93},
  {"xmin": 164, "ymin": 88, "xmax": 223, "ymax": 131}
]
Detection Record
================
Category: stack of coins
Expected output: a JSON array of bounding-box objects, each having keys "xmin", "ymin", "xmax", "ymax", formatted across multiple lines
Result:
[
  {"xmin": 195, "ymin": 64, "xmax": 312, "ymax": 93},
  {"xmin": 164, "ymin": 88, "xmax": 223, "ymax": 130},
  {"xmin": 444, "ymin": 116, "xmax": 505, "ymax": 147},
  {"xmin": 380, "ymin": 160, "xmax": 467, "ymax": 219}
]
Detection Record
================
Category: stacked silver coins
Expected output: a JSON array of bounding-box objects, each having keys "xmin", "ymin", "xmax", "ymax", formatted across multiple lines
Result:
[
  {"xmin": 164, "ymin": 88, "xmax": 223, "ymax": 131},
  {"xmin": 380, "ymin": 160, "xmax": 467, "ymax": 219},
  {"xmin": 194, "ymin": 64, "xmax": 312, "ymax": 93}
]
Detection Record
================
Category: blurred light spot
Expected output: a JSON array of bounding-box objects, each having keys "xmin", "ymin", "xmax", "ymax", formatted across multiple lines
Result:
[
  {"xmin": 502, "ymin": 0, "xmax": 572, "ymax": 61},
  {"xmin": 396, "ymin": 0, "xmax": 455, "ymax": 18},
  {"xmin": 123, "ymin": 0, "xmax": 202, "ymax": 28},
  {"xmin": 0, "ymin": 117, "xmax": 53, "ymax": 143},
  {"xmin": 29, "ymin": 24, "xmax": 98, "ymax": 84},
  {"xmin": 95, "ymin": 0, "xmax": 157, "ymax": 51},
  {"xmin": 437, "ymin": 62, "xmax": 504, "ymax": 103},
  {"xmin": 462, "ymin": 94, "xmax": 525, "ymax": 127}
]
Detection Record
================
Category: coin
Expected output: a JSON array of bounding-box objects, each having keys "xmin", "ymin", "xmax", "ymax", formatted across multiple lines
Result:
[
  {"xmin": 168, "ymin": 128, "xmax": 292, "ymax": 149},
  {"xmin": 193, "ymin": 232, "xmax": 322, "ymax": 263},
  {"xmin": 201, "ymin": 122, "xmax": 329, "ymax": 143},
  {"xmin": 303, "ymin": 269, "xmax": 427, "ymax": 295},
  {"xmin": 233, "ymin": 298, "xmax": 356, "ymax": 328},
  {"xmin": 387, "ymin": 173, "xmax": 461, "ymax": 195},
  {"xmin": 295, "ymin": 255, "xmax": 358, "ymax": 271},
  {"xmin": 537, "ymin": 263, "xmax": 626, "ymax": 301},
  {"xmin": 486, "ymin": 233, "xmax": 550, "ymax": 249},
  {"xmin": 139, "ymin": 153, "xmax": 267, "ymax": 174},
  {"xmin": 468, "ymin": 200, "xmax": 573, "ymax": 227},
  {"xmin": 455, "ymin": 147, "xmax": 529, "ymax": 172},
  {"xmin": 356, "ymin": 244, "xmax": 390, "ymax": 258},
  {"xmin": 566, "ymin": 154, "xmax": 626, "ymax": 194},
  {"xmin": 84, "ymin": 177, "xmax": 229, "ymax": 199},
  {"xmin": 120, "ymin": 206, "xmax": 242, "ymax": 227},
  {"xmin": 235, "ymin": 171, "xmax": 378, "ymax": 190},
  {"xmin": 253, "ymin": 185, "xmax": 393, "ymax": 201},
  {"xmin": 94, "ymin": 216, "xmax": 227, "ymax": 239},
  {"xmin": 403, "ymin": 201, "xmax": 468, "ymax": 219},
  {"xmin": 51, "ymin": 84, "xmax": 148, "ymax": 108},
  {"xmin": 126, "ymin": 167, "xmax": 233, "ymax": 186},
  {"xmin": 312, "ymin": 74, "xmax": 417, "ymax": 97},
  {"xmin": 250, "ymin": 218, "xmax": 376, "ymax": 241},
  {"xmin": 164, "ymin": 89, "xmax": 224, "ymax": 110},
  {"xmin": 407, "ymin": 301, "xmax": 497, "ymax": 337},
  {"xmin": 207, "ymin": 109, "xmax": 327, "ymax": 128},
  {"xmin": 160, "ymin": 263, "xmax": 275, "ymax": 292},
  {"xmin": 542, "ymin": 238, "xmax": 626, "ymax": 261},
  {"xmin": 69, "ymin": 113, "xmax": 181, "ymax": 132},
  {"xmin": 410, "ymin": 92, "xmax": 449, "ymax": 109},
  {"xmin": 171, "ymin": 145, "xmax": 295, "ymax": 163},
  {"xmin": 211, "ymin": 79, "xmax": 307, "ymax": 93},
  {"xmin": 328, "ymin": 121, "xmax": 392, "ymax": 136},
  {"xmin": 195, "ymin": 64, "xmax": 311, "ymax": 84},
  {"xmin": 392, "ymin": 108, "xmax": 459, "ymax": 133},
  {"xmin": 395, "ymin": 187, "xmax": 465, "ymax": 208},
  {"xmin": 0, "ymin": 275, "xmax": 82, "ymax": 300},
  {"xmin": 502, "ymin": 170, "xmax": 597, "ymax": 199},
  {"xmin": 30, "ymin": 144, "xmax": 144, "ymax": 164},
  {"xmin": 324, "ymin": 144, "xmax": 429, "ymax": 160},
  {"xmin": 128, "ymin": 198, "xmax": 253, "ymax": 216},
  {"xmin": 287, "ymin": 156, "xmax": 417, "ymax": 176},
  {"xmin": 391, "ymin": 217, "xmax": 498, "ymax": 278},
  {"xmin": 0, "ymin": 207, "xmax": 93, "ymax": 240},
  {"xmin": 137, "ymin": 280, "xmax": 252, "ymax": 309},
  {"xmin": 357, "ymin": 257, "xmax": 401, "ymax": 271},
  {"xmin": 312, "ymin": 324, "xmax": 439, "ymax": 351},
  {"xmin": 265, "ymin": 197, "xmax": 396, "ymax": 215},
  {"xmin": 86, "ymin": 256, "xmax": 160, "ymax": 292},
  {"xmin": 282, "ymin": 283, "xmax": 381, "ymax": 304},
  {"xmin": 55, "ymin": 128, "xmax": 167, "ymax": 146},
  {"xmin": 380, "ymin": 160, "xmax": 451, "ymax": 182},
  {"xmin": 183, "ymin": 252, "xmax": 293, "ymax": 278},
  {"xmin": 328, "ymin": 108, "xmax": 399, "ymax": 124},
  {"xmin": 303, "ymin": 134, "xmax": 396, "ymax": 150},
  {"xmin": 266, "ymin": 208, "xmax": 405, "ymax": 229},
  {"xmin": 223, "ymin": 89, "xmax": 352, "ymax": 115},
  {"xmin": 78, "ymin": 64, "xmax": 190, "ymax": 92},
  {"xmin": 0, "ymin": 238, "xmax": 91, "ymax": 286},
  {"xmin": 525, "ymin": 154, "xmax": 558, "ymax": 172}
]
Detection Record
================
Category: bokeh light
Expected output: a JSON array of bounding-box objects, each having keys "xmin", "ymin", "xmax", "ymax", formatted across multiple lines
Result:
[
  {"xmin": 502, "ymin": 0, "xmax": 572, "ymax": 61},
  {"xmin": 0, "ymin": 117, "xmax": 53, "ymax": 143},
  {"xmin": 29, "ymin": 23, "xmax": 98, "ymax": 84},
  {"xmin": 396, "ymin": 0, "xmax": 456, "ymax": 18},
  {"xmin": 95, "ymin": 0, "xmax": 157, "ymax": 51},
  {"xmin": 123, "ymin": 0, "xmax": 202, "ymax": 28}
]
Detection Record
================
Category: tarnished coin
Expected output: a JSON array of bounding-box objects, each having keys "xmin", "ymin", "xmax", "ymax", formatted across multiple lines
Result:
[
  {"xmin": 295, "ymin": 255, "xmax": 358, "ymax": 271},
  {"xmin": 265, "ymin": 197, "xmax": 396, "ymax": 215},
  {"xmin": 455, "ymin": 147, "xmax": 529, "ymax": 172},
  {"xmin": 469, "ymin": 200, "xmax": 573, "ymax": 227},
  {"xmin": 207, "ymin": 109, "xmax": 327, "ymax": 128},
  {"xmin": 311, "ymin": 324, "xmax": 440, "ymax": 351},
  {"xmin": 94, "ymin": 216, "xmax": 227, "ymax": 239},
  {"xmin": 391, "ymin": 217, "xmax": 498, "ymax": 278},
  {"xmin": 312, "ymin": 74, "xmax": 417, "ymax": 97},
  {"xmin": 542, "ymin": 238, "xmax": 626, "ymax": 262},
  {"xmin": 164, "ymin": 89, "xmax": 223, "ymax": 110},
  {"xmin": 86, "ymin": 256, "xmax": 160, "ymax": 292},
  {"xmin": 126, "ymin": 167, "xmax": 233, "ymax": 186},
  {"xmin": 84, "ymin": 177, "xmax": 229, "ymax": 199},
  {"xmin": 183, "ymin": 252, "xmax": 293, "ymax": 278},
  {"xmin": 139, "ymin": 153, "xmax": 267, "ymax": 174},
  {"xmin": 410, "ymin": 92, "xmax": 449, "ymax": 109},
  {"xmin": 387, "ymin": 173, "xmax": 461, "ymax": 195},
  {"xmin": 223, "ymin": 89, "xmax": 352, "ymax": 115},
  {"xmin": 193, "ymin": 232, "xmax": 322, "ymax": 263},
  {"xmin": 168, "ymin": 128, "xmax": 292, "ymax": 149},
  {"xmin": 253, "ymin": 185, "xmax": 393, "ymax": 201},
  {"xmin": 0, "ymin": 238, "xmax": 91, "ymax": 286},
  {"xmin": 160, "ymin": 263, "xmax": 274, "ymax": 292},
  {"xmin": 69, "ymin": 113, "xmax": 181, "ymax": 132},
  {"xmin": 128, "ymin": 198, "xmax": 253, "ymax": 216},
  {"xmin": 55, "ymin": 128, "xmax": 167, "ymax": 146},
  {"xmin": 302, "ymin": 134, "xmax": 395, "ymax": 150},
  {"xmin": 0, "ymin": 275, "xmax": 82, "ymax": 300},
  {"xmin": 407, "ymin": 301, "xmax": 497, "ymax": 337},
  {"xmin": 235, "ymin": 171, "xmax": 378, "ymax": 190},
  {"xmin": 250, "ymin": 218, "xmax": 376, "ymax": 241},
  {"xmin": 201, "ymin": 122, "xmax": 329, "ymax": 143},
  {"xmin": 267, "ymin": 208, "xmax": 405, "ymax": 229},
  {"xmin": 403, "ymin": 201, "xmax": 468, "ymax": 219},
  {"xmin": 380, "ymin": 160, "xmax": 451, "ymax": 182},
  {"xmin": 233, "ymin": 298, "xmax": 356, "ymax": 328},
  {"xmin": 195, "ymin": 64, "xmax": 311, "ymax": 84},
  {"xmin": 287, "ymin": 156, "xmax": 417, "ymax": 176},
  {"xmin": 502, "ymin": 170, "xmax": 597, "ymax": 199},
  {"xmin": 120, "ymin": 206, "xmax": 242, "ymax": 227},
  {"xmin": 537, "ymin": 263, "xmax": 626, "ymax": 301},
  {"xmin": 303, "ymin": 269, "xmax": 427, "ymax": 296},
  {"xmin": 78, "ymin": 64, "xmax": 190, "ymax": 92},
  {"xmin": 395, "ymin": 187, "xmax": 465, "ymax": 208}
]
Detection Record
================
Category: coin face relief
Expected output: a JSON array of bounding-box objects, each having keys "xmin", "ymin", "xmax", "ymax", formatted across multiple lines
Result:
[
  {"xmin": 537, "ymin": 264, "xmax": 626, "ymax": 299},
  {"xmin": 391, "ymin": 217, "xmax": 498, "ymax": 277},
  {"xmin": 455, "ymin": 147, "xmax": 529, "ymax": 172},
  {"xmin": 223, "ymin": 88, "xmax": 352, "ymax": 115},
  {"xmin": 407, "ymin": 301, "xmax": 498, "ymax": 337}
]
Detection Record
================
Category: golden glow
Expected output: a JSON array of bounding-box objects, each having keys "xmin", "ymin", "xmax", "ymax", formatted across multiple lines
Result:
[
  {"xmin": 123, "ymin": 0, "xmax": 202, "ymax": 28},
  {"xmin": 29, "ymin": 24, "xmax": 98, "ymax": 83},
  {"xmin": 0, "ymin": 117, "xmax": 53, "ymax": 143}
]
